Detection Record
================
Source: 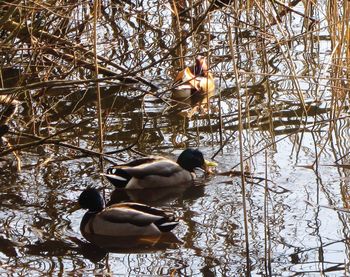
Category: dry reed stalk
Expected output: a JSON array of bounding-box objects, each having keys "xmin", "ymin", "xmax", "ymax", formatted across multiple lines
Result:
[
  {"xmin": 2, "ymin": 130, "xmax": 120, "ymax": 163},
  {"xmin": 1, "ymin": 17, "xmax": 157, "ymax": 90},
  {"xmin": 312, "ymin": 1, "xmax": 350, "ymax": 167},
  {"xmin": 230, "ymin": 114, "xmax": 350, "ymax": 170},
  {"xmin": 228, "ymin": 22, "xmax": 251, "ymax": 273},
  {"xmin": 0, "ymin": 77, "xmax": 138, "ymax": 95},
  {"xmin": 205, "ymin": 18, "xmax": 214, "ymax": 144},
  {"xmin": 93, "ymin": 0, "xmax": 104, "ymax": 169},
  {"xmin": 1, "ymin": 137, "xmax": 21, "ymax": 171},
  {"xmin": 172, "ymin": 0, "xmax": 184, "ymax": 69},
  {"xmin": 218, "ymin": 72, "xmax": 223, "ymax": 150},
  {"xmin": 260, "ymin": 0, "xmax": 276, "ymax": 148},
  {"xmin": 255, "ymin": 1, "xmax": 308, "ymax": 116},
  {"xmin": 264, "ymin": 150, "xmax": 272, "ymax": 275}
]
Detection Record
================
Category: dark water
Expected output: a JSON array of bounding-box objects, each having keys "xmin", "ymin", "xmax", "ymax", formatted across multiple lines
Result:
[{"xmin": 1, "ymin": 0, "xmax": 350, "ymax": 275}]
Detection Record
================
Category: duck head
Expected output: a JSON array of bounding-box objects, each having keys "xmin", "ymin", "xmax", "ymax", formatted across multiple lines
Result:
[
  {"xmin": 177, "ymin": 148, "xmax": 207, "ymax": 172},
  {"xmin": 78, "ymin": 188, "xmax": 105, "ymax": 213},
  {"xmin": 193, "ymin": 56, "xmax": 208, "ymax": 77}
]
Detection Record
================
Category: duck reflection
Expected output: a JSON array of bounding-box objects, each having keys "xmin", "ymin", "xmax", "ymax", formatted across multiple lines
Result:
[
  {"xmin": 25, "ymin": 234, "xmax": 180, "ymax": 264},
  {"xmin": 81, "ymin": 232, "xmax": 180, "ymax": 254},
  {"xmin": 25, "ymin": 238, "xmax": 107, "ymax": 263},
  {"xmin": 170, "ymin": 91, "xmax": 215, "ymax": 118},
  {"xmin": 75, "ymin": 232, "xmax": 180, "ymax": 262},
  {"xmin": 108, "ymin": 183, "xmax": 205, "ymax": 206},
  {"xmin": 0, "ymin": 236, "xmax": 17, "ymax": 257}
]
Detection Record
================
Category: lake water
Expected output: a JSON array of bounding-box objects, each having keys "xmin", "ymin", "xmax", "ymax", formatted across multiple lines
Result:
[{"xmin": 1, "ymin": 0, "xmax": 350, "ymax": 275}]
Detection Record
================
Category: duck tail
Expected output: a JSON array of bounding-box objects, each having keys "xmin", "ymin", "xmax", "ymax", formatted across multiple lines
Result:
[
  {"xmin": 155, "ymin": 217, "xmax": 179, "ymax": 232},
  {"xmin": 102, "ymin": 168, "xmax": 131, "ymax": 188}
]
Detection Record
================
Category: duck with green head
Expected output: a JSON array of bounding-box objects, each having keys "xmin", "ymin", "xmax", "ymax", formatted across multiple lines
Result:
[
  {"xmin": 78, "ymin": 188, "xmax": 178, "ymax": 237},
  {"xmin": 103, "ymin": 148, "xmax": 216, "ymax": 189}
]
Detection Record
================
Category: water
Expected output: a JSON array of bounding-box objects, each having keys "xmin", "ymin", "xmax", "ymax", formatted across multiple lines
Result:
[{"xmin": 1, "ymin": 0, "xmax": 350, "ymax": 275}]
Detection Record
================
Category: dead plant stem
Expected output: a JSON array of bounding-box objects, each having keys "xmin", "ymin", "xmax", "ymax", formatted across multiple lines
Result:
[
  {"xmin": 93, "ymin": 0, "xmax": 104, "ymax": 169},
  {"xmin": 264, "ymin": 150, "xmax": 272, "ymax": 276},
  {"xmin": 228, "ymin": 23, "xmax": 251, "ymax": 274}
]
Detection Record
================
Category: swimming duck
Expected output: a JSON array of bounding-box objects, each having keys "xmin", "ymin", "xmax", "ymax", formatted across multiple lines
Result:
[
  {"xmin": 103, "ymin": 148, "xmax": 215, "ymax": 189},
  {"xmin": 172, "ymin": 56, "xmax": 215, "ymax": 102},
  {"xmin": 78, "ymin": 188, "xmax": 178, "ymax": 237}
]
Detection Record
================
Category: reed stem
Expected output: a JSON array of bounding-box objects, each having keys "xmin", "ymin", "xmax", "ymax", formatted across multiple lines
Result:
[
  {"xmin": 228, "ymin": 22, "xmax": 251, "ymax": 274},
  {"xmin": 93, "ymin": 0, "xmax": 104, "ymax": 169}
]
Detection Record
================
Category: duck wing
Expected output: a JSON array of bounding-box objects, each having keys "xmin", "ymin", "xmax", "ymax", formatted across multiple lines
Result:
[
  {"xmin": 99, "ymin": 203, "xmax": 178, "ymax": 232},
  {"xmin": 198, "ymin": 75, "xmax": 215, "ymax": 94},
  {"xmin": 121, "ymin": 159, "xmax": 183, "ymax": 178},
  {"xmin": 121, "ymin": 203, "xmax": 174, "ymax": 218},
  {"xmin": 120, "ymin": 156, "xmax": 166, "ymax": 167},
  {"xmin": 100, "ymin": 204, "xmax": 164, "ymax": 227},
  {"xmin": 105, "ymin": 156, "xmax": 169, "ymax": 187},
  {"xmin": 117, "ymin": 203, "xmax": 178, "ymax": 232}
]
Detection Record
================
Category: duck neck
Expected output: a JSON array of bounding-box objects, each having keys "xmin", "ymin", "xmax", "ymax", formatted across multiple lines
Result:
[
  {"xmin": 81, "ymin": 197, "xmax": 104, "ymax": 233},
  {"xmin": 89, "ymin": 196, "xmax": 105, "ymax": 213},
  {"xmin": 89, "ymin": 204, "xmax": 104, "ymax": 213},
  {"xmin": 80, "ymin": 212, "xmax": 97, "ymax": 235}
]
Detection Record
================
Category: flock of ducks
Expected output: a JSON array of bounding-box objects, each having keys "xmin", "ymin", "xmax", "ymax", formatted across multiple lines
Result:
[
  {"xmin": 78, "ymin": 57, "xmax": 217, "ymax": 246},
  {"xmin": 78, "ymin": 149, "xmax": 216, "ymax": 242}
]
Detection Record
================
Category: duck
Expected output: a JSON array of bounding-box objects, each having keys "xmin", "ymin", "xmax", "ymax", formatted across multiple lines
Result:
[
  {"xmin": 0, "ymin": 95, "xmax": 20, "ymax": 138},
  {"xmin": 103, "ymin": 148, "xmax": 216, "ymax": 189},
  {"xmin": 78, "ymin": 188, "xmax": 178, "ymax": 237},
  {"xmin": 172, "ymin": 56, "xmax": 215, "ymax": 103}
]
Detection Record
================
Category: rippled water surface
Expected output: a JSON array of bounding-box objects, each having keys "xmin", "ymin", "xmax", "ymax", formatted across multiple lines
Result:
[{"xmin": 1, "ymin": 0, "xmax": 350, "ymax": 276}]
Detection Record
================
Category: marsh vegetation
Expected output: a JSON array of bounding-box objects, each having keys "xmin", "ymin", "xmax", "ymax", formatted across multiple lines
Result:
[{"xmin": 1, "ymin": 0, "xmax": 350, "ymax": 275}]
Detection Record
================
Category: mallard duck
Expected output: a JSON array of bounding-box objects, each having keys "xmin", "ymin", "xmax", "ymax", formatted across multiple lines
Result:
[
  {"xmin": 172, "ymin": 56, "xmax": 215, "ymax": 101},
  {"xmin": 78, "ymin": 188, "xmax": 178, "ymax": 237},
  {"xmin": 103, "ymin": 148, "xmax": 215, "ymax": 189}
]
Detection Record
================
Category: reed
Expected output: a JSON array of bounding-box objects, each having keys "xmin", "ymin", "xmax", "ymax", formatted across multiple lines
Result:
[
  {"xmin": 228, "ymin": 21, "xmax": 251, "ymax": 273},
  {"xmin": 93, "ymin": 0, "xmax": 104, "ymax": 169},
  {"xmin": 264, "ymin": 150, "xmax": 272, "ymax": 276}
]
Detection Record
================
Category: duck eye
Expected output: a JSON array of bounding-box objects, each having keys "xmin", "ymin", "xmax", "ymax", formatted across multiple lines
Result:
[{"xmin": 107, "ymin": 168, "xmax": 117, "ymax": 174}]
